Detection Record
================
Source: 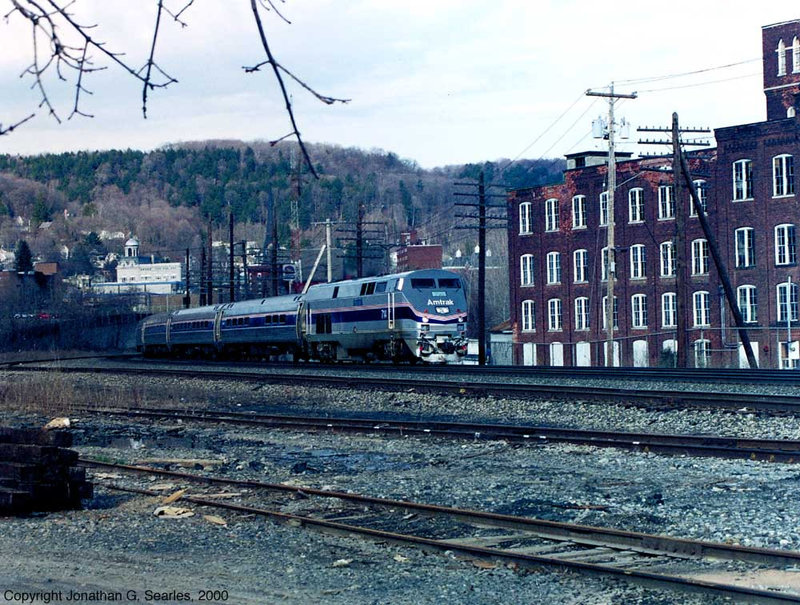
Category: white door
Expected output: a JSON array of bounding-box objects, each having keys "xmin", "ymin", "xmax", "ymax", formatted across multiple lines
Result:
[
  {"xmin": 633, "ymin": 340, "xmax": 649, "ymax": 367},
  {"xmin": 575, "ymin": 341, "xmax": 591, "ymax": 366},
  {"xmin": 738, "ymin": 342, "xmax": 759, "ymax": 368},
  {"xmin": 603, "ymin": 341, "xmax": 620, "ymax": 367},
  {"xmin": 550, "ymin": 342, "xmax": 564, "ymax": 367},
  {"xmin": 522, "ymin": 342, "xmax": 536, "ymax": 366}
]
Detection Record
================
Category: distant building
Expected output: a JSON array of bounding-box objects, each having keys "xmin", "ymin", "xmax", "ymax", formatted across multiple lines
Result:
[
  {"xmin": 506, "ymin": 19, "xmax": 800, "ymax": 369},
  {"xmin": 93, "ymin": 237, "xmax": 182, "ymax": 295}
]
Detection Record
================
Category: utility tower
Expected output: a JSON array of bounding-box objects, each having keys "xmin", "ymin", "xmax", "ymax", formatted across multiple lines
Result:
[{"xmin": 587, "ymin": 84, "xmax": 637, "ymax": 366}]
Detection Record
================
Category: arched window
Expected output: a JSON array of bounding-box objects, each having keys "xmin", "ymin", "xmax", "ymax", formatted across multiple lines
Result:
[
  {"xmin": 773, "ymin": 154, "xmax": 794, "ymax": 197},
  {"xmin": 521, "ymin": 300, "xmax": 536, "ymax": 332},
  {"xmin": 572, "ymin": 195, "xmax": 586, "ymax": 229},
  {"xmin": 574, "ymin": 297, "xmax": 590, "ymax": 331},
  {"xmin": 733, "ymin": 159, "xmax": 753, "ymax": 200},
  {"xmin": 736, "ymin": 285, "xmax": 758, "ymax": 323},
  {"xmin": 690, "ymin": 180, "xmax": 707, "ymax": 216},
  {"xmin": 661, "ymin": 292, "xmax": 677, "ymax": 328},
  {"xmin": 628, "ymin": 188, "xmax": 644, "ymax": 223},
  {"xmin": 778, "ymin": 38, "xmax": 787, "ymax": 76},
  {"xmin": 631, "ymin": 293, "xmax": 648, "ymax": 329},
  {"xmin": 547, "ymin": 298, "xmax": 562, "ymax": 331},
  {"xmin": 573, "ymin": 249, "xmax": 588, "ymax": 283},
  {"xmin": 520, "ymin": 254, "xmax": 534, "ymax": 286},
  {"xmin": 629, "ymin": 244, "xmax": 646, "ymax": 279},
  {"xmin": 793, "ymin": 37, "xmax": 800, "ymax": 73},
  {"xmin": 519, "ymin": 202, "xmax": 532, "ymax": 234},
  {"xmin": 545, "ymin": 198, "xmax": 559, "ymax": 232},
  {"xmin": 693, "ymin": 291, "xmax": 711, "ymax": 327},
  {"xmin": 775, "ymin": 224, "xmax": 797, "ymax": 266},
  {"xmin": 546, "ymin": 251, "xmax": 561, "ymax": 284}
]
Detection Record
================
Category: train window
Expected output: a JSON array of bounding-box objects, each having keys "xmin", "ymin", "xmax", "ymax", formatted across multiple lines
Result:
[
  {"xmin": 375, "ymin": 282, "xmax": 387, "ymax": 293},
  {"xmin": 332, "ymin": 286, "xmax": 339, "ymax": 299},
  {"xmin": 360, "ymin": 282, "xmax": 376, "ymax": 295},
  {"xmin": 279, "ymin": 314, "xmax": 286, "ymax": 324},
  {"xmin": 265, "ymin": 316, "xmax": 272, "ymax": 325},
  {"xmin": 438, "ymin": 278, "xmax": 461, "ymax": 289},
  {"xmin": 411, "ymin": 278, "xmax": 436, "ymax": 289}
]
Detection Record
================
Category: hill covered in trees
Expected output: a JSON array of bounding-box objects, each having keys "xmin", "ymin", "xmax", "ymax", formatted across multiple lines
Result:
[{"xmin": 0, "ymin": 141, "xmax": 564, "ymax": 270}]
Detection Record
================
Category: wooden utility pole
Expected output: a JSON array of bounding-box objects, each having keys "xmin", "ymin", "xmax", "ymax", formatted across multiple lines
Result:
[
  {"xmin": 587, "ymin": 84, "xmax": 637, "ymax": 366},
  {"xmin": 229, "ymin": 210, "xmax": 235, "ymax": 303},
  {"xmin": 672, "ymin": 114, "xmax": 688, "ymax": 368},
  {"xmin": 199, "ymin": 246, "xmax": 207, "ymax": 306},
  {"xmin": 270, "ymin": 190, "xmax": 279, "ymax": 297},
  {"xmin": 184, "ymin": 248, "xmax": 191, "ymax": 309},
  {"xmin": 206, "ymin": 218, "xmax": 213, "ymax": 305},
  {"xmin": 454, "ymin": 171, "xmax": 508, "ymax": 366}
]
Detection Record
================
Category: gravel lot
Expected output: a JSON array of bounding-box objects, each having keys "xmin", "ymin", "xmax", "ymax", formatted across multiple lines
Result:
[{"xmin": 2, "ymin": 370, "xmax": 800, "ymax": 604}]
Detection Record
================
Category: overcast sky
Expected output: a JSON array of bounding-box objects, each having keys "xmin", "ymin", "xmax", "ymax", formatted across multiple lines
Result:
[{"xmin": 1, "ymin": 1, "xmax": 799, "ymax": 168}]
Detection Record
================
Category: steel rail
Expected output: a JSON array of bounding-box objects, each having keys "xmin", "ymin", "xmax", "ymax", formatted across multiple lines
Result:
[
  {"xmin": 86, "ymin": 460, "xmax": 800, "ymax": 604},
  {"xmin": 11, "ymin": 363, "xmax": 800, "ymax": 412},
  {"xmin": 82, "ymin": 406, "xmax": 800, "ymax": 463}
]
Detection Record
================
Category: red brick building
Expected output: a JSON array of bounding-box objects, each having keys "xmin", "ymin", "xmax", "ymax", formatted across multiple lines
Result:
[{"xmin": 507, "ymin": 19, "xmax": 800, "ymax": 369}]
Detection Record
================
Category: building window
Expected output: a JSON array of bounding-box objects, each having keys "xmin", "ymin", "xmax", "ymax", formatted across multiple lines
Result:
[
  {"xmin": 575, "ymin": 297, "xmax": 590, "ymax": 331},
  {"xmin": 661, "ymin": 292, "xmax": 677, "ymax": 328},
  {"xmin": 572, "ymin": 195, "xmax": 586, "ymax": 229},
  {"xmin": 660, "ymin": 241, "xmax": 675, "ymax": 277},
  {"xmin": 630, "ymin": 244, "xmax": 646, "ymax": 279},
  {"xmin": 545, "ymin": 198, "xmax": 559, "ymax": 232},
  {"xmin": 775, "ymin": 224, "xmax": 797, "ymax": 266},
  {"xmin": 573, "ymin": 249, "xmax": 588, "ymax": 283},
  {"xmin": 547, "ymin": 298, "xmax": 562, "ymax": 331},
  {"xmin": 600, "ymin": 247, "xmax": 612, "ymax": 281},
  {"xmin": 794, "ymin": 36, "xmax": 800, "ymax": 73},
  {"xmin": 601, "ymin": 296, "xmax": 619, "ymax": 330},
  {"xmin": 692, "ymin": 239, "xmax": 709, "ymax": 275},
  {"xmin": 546, "ymin": 251, "xmax": 561, "ymax": 284},
  {"xmin": 658, "ymin": 185, "xmax": 674, "ymax": 219},
  {"xmin": 778, "ymin": 38, "xmax": 787, "ymax": 76},
  {"xmin": 773, "ymin": 154, "xmax": 795, "ymax": 197},
  {"xmin": 735, "ymin": 227, "xmax": 755, "ymax": 268},
  {"xmin": 628, "ymin": 188, "xmax": 644, "ymax": 223},
  {"xmin": 599, "ymin": 191, "xmax": 609, "ymax": 226},
  {"xmin": 689, "ymin": 180, "xmax": 708, "ymax": 216},
  {"xmin": 778, "ymin": 281, "xmax": 799, "ymax": 322},
  {"xmin": 631, "ymin": 293, "xmax": 648, "ymax": 329},
  {"xmin": 521, "ymin": 300, "xmax": 536, "ymax": 332},
  {"xmin": 737, "ymin": 285, "xmax": 758, "ymax": 323},
  {"xmin": 519, "ymin": 202, "xmax": 532, "ymax": 234},
  {"xmin": 733, "ymin": 159, "xmax": 753, "ymax": 201},
  {"xmin": 520, "ymin": 254, "xmax": 534, "ymax": 286},
  {"xmin": 693, "ymin": 291, "xmax": 711, "ymax": 327},
  {"xmin": 694, "ymin": 339, "xmax": 711, "ymax": 368}
]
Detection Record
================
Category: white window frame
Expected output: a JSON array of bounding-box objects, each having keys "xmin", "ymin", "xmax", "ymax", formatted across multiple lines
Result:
[
  {"xmin": 519, "ymin": 202, "xmax": 532, "ymax": 234},
  {"xmin": 574, "ymin": 297, "xmax": 590, "ymax": 331},
  {"xmin": 545, "ymin": 198, "xmax": 559, "ymax": 232},
  {"xmin": 693, "ymin": 291, "xmax": 711, "ymax": 327},
  {"xmin": 692, "ymin": 239, "xmax": 709, "ymax": 275},
  {"xmin": 689, "ymin": 180, "xmax": 707, "ymax": 217},
  {"xmin": 778, "ymin": 38, "xmax": 787, "ymax": 76},
  {"xmin": 601, "ymin": 246, "xmax": 611, "ymax": 281},
  {"xmin": 573, "ymin": 249, "xmax": 588, "ymax": 283},
  {"xmin": 572, "ymin": 195, "xmax": 586, "ymax": 229},
  {"xmin": 660, "ymin": 241, "xmax": 675, "ymax": 277},
  {"xmin": 778, "ymin": 282, "xmax": 799, "ymax": 322},
  {"xmin": 658, "ymin": 185, "xmax": 674, "ymax": 220},
  {"xmin": 737, "ymin": 285, "xmax": 758, "ymax": 323},
  {"xmin": 694, "ymin": 339, "xmax": 711, "ymax": 368},
  {"xmin": 520, "ymin": 254, "xmax": 534, "ymax": 287},
  {"xmin": 521, "ymin": 300, "xmax": 536, "ymax": 332},
  {"xmin": 601, "ymin": 295, "xmax": 619, "ymax": 330},
  {"xmin": 630, "ymin": 244, "xmax": 646, "ymax": 280},
  {"xmin": 631, "ymin": 293, "xmax": 648, "ymax": 329},
  {"xmin": 547, "ymin": 298, "xmax": 562, "ymax": 331},
  {"xmin": 733, "ymin": 159, "xmax": 753, "ymax": 201},
  {"xmin": 773, "ymin": 154, "xmax": 795, "ymax": 197},
  {"xmin": 661, "ymin": 292, "xmax": 677, "ymax": 328},
  {"xmin": 599, "ymin": 191, "xmax": 609, "ymax": 226},
  {"xmin": 546, "ymin": 251, "xmax": 561, "ymax": 284},
  {"xmin": 735, "ymin": 227, "xmax": 755, "ymax": 269},
  {"xmin": 775, "ymin": 224, "xmax": 797, "ymax": 266},
  {"xmin": 628, "ymin": 188, "xmax": 644, "ymax": 223},
  {"xmin": 794, "ymin": 36, "xmax": 800, "ymax": 74}
]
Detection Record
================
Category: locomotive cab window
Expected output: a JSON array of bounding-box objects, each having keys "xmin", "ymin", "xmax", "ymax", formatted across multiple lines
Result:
[
  {"xmin": 411, "ymin": 278, "xmax": 436, "ymax": 289},
  {"xmin": 360, "ymin": 282, "xmax": 376, "ymax": 296},
  {"xmin": 438, "ymin": 278, "xmax": 461, "ymax": 289},
  {"xmin": 332, "ymin": 286, "xmax": 339, "ymax": 299}
]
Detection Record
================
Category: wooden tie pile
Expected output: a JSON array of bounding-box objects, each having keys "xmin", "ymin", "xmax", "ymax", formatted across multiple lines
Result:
[{"xmin": 0, "ymin": 426, "xmax": 92, "ymax": 514}]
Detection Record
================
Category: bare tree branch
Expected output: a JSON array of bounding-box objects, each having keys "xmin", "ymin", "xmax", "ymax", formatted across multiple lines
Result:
[{"xmin": 0, "ymin": 113, "xmax": 35, "ymax": 135}]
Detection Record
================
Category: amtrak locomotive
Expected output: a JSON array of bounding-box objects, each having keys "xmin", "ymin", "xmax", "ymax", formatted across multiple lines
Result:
[{"xmin": 137, "ymin": 269, "xmax": 469, "ymax": 363}]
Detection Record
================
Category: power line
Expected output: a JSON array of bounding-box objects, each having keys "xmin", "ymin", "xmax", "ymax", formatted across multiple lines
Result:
[
  {"xmin": 615, "ymin": 57, "xmax": 760, "ymax": 86},
  {"xmin": 637, "ymin": 72, "xmax": 760, "ymax": 94}
]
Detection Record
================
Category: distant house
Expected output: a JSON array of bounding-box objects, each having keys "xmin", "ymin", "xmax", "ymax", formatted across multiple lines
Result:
[{"xmin": 93, "ymin": 237, "xmax": 181, "ymax": 295}]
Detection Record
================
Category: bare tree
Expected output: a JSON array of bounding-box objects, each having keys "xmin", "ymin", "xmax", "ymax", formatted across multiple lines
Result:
[{"xmin": 2, "ymin": 0, "xmax": 348, "ymax": 175}]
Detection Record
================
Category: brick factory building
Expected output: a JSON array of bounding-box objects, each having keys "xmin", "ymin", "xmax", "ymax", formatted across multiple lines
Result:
[{"xmin": 507, "ymin": 19, "xmax": 800, "ymax": 369}]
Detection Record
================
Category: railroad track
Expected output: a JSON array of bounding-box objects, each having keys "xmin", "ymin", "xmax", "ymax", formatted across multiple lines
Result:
[
  {"xmin": 79, "ymin": 406, "xmax": 800, "ymax": 463},
  {"xmin": 10, "ymin": 359, "xmax": 800, "ymax": 412},
  {"xmin": 82, "ymin": 459, "xmax": 800, "ymax": 604}
]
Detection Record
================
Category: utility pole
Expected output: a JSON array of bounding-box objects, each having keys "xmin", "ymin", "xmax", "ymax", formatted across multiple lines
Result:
[
  {"xmin": 454, "ymin": 171, "xmax": 508, "ymax": 365},
  {"xmin": 639, "ymin": 117, "xmax": 714, "ymax": 367},
  {"xmin": 270, "ymin": 190, "xmax": 279, "ymax": 297},
  {"xmin": 326, "ymin": 218, "xmax": 332, "ymax": 282},
  {"xmin": 229, "ymin": 210, "xmax": 235, "ymax": 303},
  {"xmin": 587, "ymin": 84, "xmax": 637, "ymax": 366},
  {"xmin": 240, "ymin": 240, "xmax": 249, "ymax": 299},
  {"xmin": 206, "ymin": 218, "xmax": 213, "ymax": 305},
  {"xmin": 336, "ymin": 205, "xmax": 385, "ymax": 278},
  {"xmin": 199, "ymin": 245, "xmax": 207, "ymax": 306},
  {"xmin": 356, "ymin": 203, "xmax": 364, "ymax": 278},
  {"xmin": 184, "ymin": 248, "xmax": 191, "ymax": 308}
]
